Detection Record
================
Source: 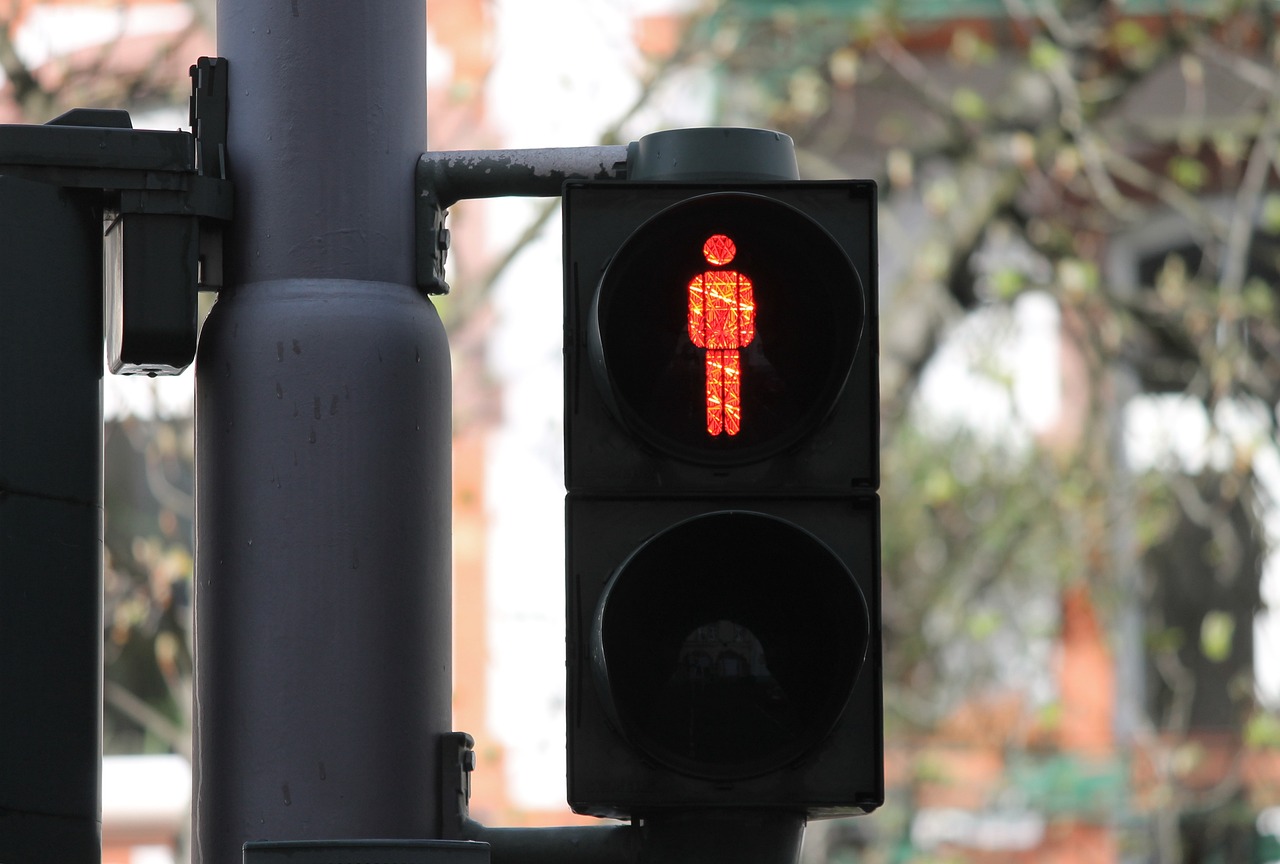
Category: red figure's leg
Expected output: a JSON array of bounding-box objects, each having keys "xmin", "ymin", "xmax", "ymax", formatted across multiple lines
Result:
[
  {"xmin": 705, "ymin": 349, "xmax": 743, "ymax": 436},
  {"xmin": 722, "ymin": 349, "xmax": 742, "ymax": 436},
  {"xmin": 706, "ymin": 350, "xmax": 725, "ymax": 436}
]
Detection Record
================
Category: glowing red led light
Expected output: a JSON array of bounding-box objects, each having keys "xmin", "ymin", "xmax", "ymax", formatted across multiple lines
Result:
[
  {"xmin": 702, "ymin": 233, "xmax": 737, "ymax": 266},
  {"xmin": 687, "ymin": 235, "xmax": 754, "ymax": 436}
]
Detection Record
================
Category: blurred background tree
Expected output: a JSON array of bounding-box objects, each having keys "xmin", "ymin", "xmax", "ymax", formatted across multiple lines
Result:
[
  {"xmin": 653, "ymin": 1, "xmax": 1278, "ymax": 860},
  {"xmin": 4, "ymin": 0, "xmax": 1279, "ymax": 861},
  {"xmin": 102, "ymin": 415, "xmax": 194, "ymax": 758}
]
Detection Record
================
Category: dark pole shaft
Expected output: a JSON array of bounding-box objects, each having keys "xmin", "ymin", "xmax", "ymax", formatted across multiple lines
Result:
[{"xmin": 194, "ymin": 5, "xmax": 449, "ymax": 862}]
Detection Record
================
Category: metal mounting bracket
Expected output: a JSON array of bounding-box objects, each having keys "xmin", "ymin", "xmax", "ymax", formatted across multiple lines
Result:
[{"xmin": 415, "ymin": 145, "xmax": 630, "ymax": 295}]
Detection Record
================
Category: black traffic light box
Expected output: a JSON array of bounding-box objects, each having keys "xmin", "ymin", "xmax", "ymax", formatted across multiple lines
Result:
[{"xmin": 563, "ymin": 180, "xmax": 882, "ymax": 819}]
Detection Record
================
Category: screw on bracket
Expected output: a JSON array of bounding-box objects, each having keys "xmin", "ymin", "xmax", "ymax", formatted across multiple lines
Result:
[{"xmin": 439, "ymin": 731, "xmax": 476, "ymax": 841}]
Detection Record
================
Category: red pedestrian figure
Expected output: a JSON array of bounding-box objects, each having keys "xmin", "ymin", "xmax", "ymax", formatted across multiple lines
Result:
[{"xmin": 687, "ymin": 233, "xmax": 755, "ymax": 436}]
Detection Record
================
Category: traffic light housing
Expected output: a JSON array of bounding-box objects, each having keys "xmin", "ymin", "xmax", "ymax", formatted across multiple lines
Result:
[
  {"xmin": 0, "ymin": 60, "xmax": 229, "ymax": 377},
  {"xmin": 564, "ymin": 178, "xmax": 882, "ymax": 818}
]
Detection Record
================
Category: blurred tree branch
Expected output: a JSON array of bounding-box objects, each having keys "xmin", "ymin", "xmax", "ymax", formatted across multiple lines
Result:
[{"xmin": 0, "ymin": 18, "xmax": 54, "ymax": 118}]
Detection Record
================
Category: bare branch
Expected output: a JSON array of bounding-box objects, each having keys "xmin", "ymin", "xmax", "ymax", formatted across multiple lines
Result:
[
  {"xmin": 1219, "ymin": 88, "xmax": 1280, "ymax": 299},
  {"xmin": 871, "ymin": 31, "xmax": 954, "ymax": 119},
  {"xmin": 1044, "ymin": 56, "xmax": 1145, "ymax": 222},
  {"xmin": 0, "ymin": 19, "xmax": 55, "ymax": 119},
  {"xmin": 1101, "ymin": 148, "xmax": 1230, "ymax": 241},
  {"xmin": 105, "ymin": 680, "xmax": 191, "ymax": 759},
  {"xmin": 1191, "ymin": 33, "xmax": 1280, "ymax": 92},
  {"xmin": 881, "ymin": 164, "xmax": 1025, "ymax": 438},
  {"xmin": 471, "ymin": 4, "xmax": 717, "ymax": 300}
]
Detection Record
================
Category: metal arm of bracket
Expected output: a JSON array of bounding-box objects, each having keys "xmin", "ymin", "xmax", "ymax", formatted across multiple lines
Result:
[
  {"xmin": 415, "ymin": 144, "xmax": 630, "ymax": 295},
  {"xmin": 439, "ymin": 732, "xmax": 805, "ymax": 864},
  {"xmin": 441, "ymin": 732, "xmax": 641, "ymax": 864}
]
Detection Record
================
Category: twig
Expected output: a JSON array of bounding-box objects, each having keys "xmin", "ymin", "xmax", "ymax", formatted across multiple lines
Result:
[
  {"xmin": 473, "ymin": 4, "xmax": 715, "ymax": 298},
  {"xmin": 105, "ymin": 679, "xmax": 191, "ymax": 759},
  {"xmin": 1218, "ymin": 80, "xmax": 1280, "ymax": 301}
]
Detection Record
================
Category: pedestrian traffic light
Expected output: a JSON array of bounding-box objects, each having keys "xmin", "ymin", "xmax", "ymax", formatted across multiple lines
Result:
[{"xmin": 563, "ymin": 174, "xmax": 882, "ymax": 819}]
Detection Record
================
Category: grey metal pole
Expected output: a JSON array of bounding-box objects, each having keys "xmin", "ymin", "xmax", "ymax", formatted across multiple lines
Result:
[{"xmin": 193, "ymin": 4, "xmax": 449, "ymax": 862}]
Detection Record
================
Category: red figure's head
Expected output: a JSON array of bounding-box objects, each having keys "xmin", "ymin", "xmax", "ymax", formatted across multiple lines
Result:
[{"xmin": 702, "ymin": 234, "xmax": 736, "ymax": 266}]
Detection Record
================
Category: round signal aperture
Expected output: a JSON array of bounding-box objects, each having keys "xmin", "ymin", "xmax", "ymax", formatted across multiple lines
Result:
[
  {"xmin": 589, "ymin": 192, "xmax": 863, "ymax": 465},
  {"xmin": 591, "ymin": 511, "xmax": 870, "ymax": 780}
]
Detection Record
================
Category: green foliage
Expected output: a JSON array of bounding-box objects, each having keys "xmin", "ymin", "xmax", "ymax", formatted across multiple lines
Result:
[
  {"xmin": 1108, "ymin": 19, "xmax": 1159, "ymax": 69},
  {"xmin": 1198, "ymin": 610, "xmax": 1236, "ymax": 663},
  {"xmin": 1167, "ymin": 155, "xmax": 1209, "ymax": 191},
  {"xmin": 949, "ymin": 28, "xmax": 996, "ymax": 67},
  {"xmin": 1261, "ymin": 194, "xmax": 1280, "ymax": 234},
  {"xmin": 989, "ymin": 267, "xmax": 1027, "ymax": 300},
  {"xmin": 103, "ymin": 419, "xmax": 194, "ymax": 756},
  {"xmin": 950, "ymin": 87, "xmax": 987, "ymax": 121},
  {"xmin": 1243, "ymin": 277, "xmax": 1275, "ymax": 317},
  {"xmin": 1056, "ymin": 258, "xmax": 1099, "ymax": 297},
  {"xmin": 1245, "ymin": 711, "xmax": 1280, "ymax": 748},
  {"xmin": 880, "ymin": 416, "xmax": 1099, "ymax": 724},
  {"xmin": 1028, "ymin": 38, "xmax": 1065, "ymax": 73},
  {"xmin": 692, "ymin": 3, "xmax": 1280, "ymax": 855}
]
